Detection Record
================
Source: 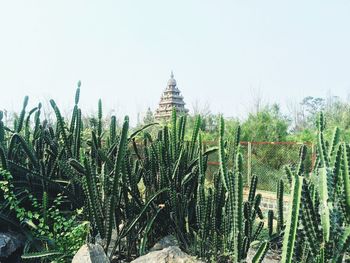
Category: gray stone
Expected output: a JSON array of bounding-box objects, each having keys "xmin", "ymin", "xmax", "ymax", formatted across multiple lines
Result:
[
  {"xmin": 150, "ymin": 235, "xmax": 179, "ymax": 252},
  {"xmin": 95, "ymin": 229, "xmax": 119, "ymax": 257},
  {"xmin": 131, "ymin": 246, "xmax": 203, "ymax": 263},
  {"xmin": 72, "ymin": 244, "xmax": 109, "ymax": 263},
  {"xmin": 0, "ymin": 231, "xmax": 25, "ymax": 259},
  {"xmin": 247, "ymin": 247, "xmax": 280, "ymax": 263}
]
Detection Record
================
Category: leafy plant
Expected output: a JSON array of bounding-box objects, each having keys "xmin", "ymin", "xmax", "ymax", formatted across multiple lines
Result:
[{"xmin": 0, "ymin": 169, "xmax": 88, "ymax": 262}]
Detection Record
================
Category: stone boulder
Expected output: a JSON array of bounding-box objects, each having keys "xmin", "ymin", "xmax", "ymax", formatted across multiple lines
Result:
[
  {"xmin": 95, "ymin": 229, "xmax": 119, "ymax": 257},
  {"xmin": 0, "ymin": 231, "xmax": 25, "ymax": 260},
  {"xmin": 150, "ymin": 235, "xmax": 179, "ymax": 252},
  {"xmin": 131, "ymin": 246, "xmax": 203, "ymax": 263},
  {"xmin": 72, "ymin": 244, "xmax": 109, "ymax": 263},
  {"xmin": 247, "ymin": 247, "xmax": 280, "ymax": 263}
]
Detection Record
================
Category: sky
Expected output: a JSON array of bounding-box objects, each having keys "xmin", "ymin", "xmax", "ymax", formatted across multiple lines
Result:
[{"xmin": 0, "ymin": 1, "xmax": 350, "ymax": 125}]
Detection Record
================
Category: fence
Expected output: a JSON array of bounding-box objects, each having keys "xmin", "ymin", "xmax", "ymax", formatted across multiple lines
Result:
[{"xmin": 206, "ymin": 141, "xmax": 315, "ymax": 194}]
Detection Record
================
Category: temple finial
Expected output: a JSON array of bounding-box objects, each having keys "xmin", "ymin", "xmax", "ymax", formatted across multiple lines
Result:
[{"xmin": 170, "ymin": 71, "xmax": 174, "ymax": 78}]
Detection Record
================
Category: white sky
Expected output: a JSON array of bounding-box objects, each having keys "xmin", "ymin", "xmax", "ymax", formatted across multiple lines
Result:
[{"xmin": 0, "ymin": 1, "xmax": 350, "ymax": 125}]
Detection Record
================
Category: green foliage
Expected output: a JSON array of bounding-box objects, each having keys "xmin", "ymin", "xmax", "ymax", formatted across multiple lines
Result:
[
  {"xmin": 0, "ymin": 169, "xmax": 88, "ymax": 262},
  {"xmin": 241, "ymin": 104, "xmax": 289, "ymax": 142}
]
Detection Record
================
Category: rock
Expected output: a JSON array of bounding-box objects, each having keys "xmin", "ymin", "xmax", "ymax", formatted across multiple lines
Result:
[
  {"xmin": 247, "ymin": 247, "xmax": 280, "ymax": 263},
  {"xmin": 150, "ymin": 235, "xmax": 179, "ymax": 251},
  {"xmin": 131, "ymin": 246, "xmax": 203, "ymax": 263},
  {"xmin": 0, "ymin": 231, "xmax": 25, "ymax": 259},
  {"xmin": 95, "ymin": 228, "xmax": 120, "ymax": 257},
  {"xmin": 72, "ymin": 244, "xmax": 109, "ymax": 263}
]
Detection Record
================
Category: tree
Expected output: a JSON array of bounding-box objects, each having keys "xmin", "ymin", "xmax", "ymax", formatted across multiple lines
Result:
[
  {"xmin": 241, "ymin": 104, "xmax": 289, "ymax": 142},
  {"xmin": 143, "ymin": 107, "xmax": 155, "ymax": 124}
]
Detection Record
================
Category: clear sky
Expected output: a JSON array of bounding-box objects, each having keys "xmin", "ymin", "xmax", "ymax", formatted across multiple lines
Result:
[{"xmin": 0, "ymin": 1, "xmax": 349, "ymax": 124}]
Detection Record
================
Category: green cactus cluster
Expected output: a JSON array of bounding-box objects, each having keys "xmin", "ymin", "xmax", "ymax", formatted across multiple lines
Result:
[
  {"xmin": 191, "ymin": 116, "xmax": 268, "ymax": 262},
  {"xmin": 0, "ymin": 86, "xmax": 167, "ymax": 261},
  {"xmin": 281, "ymin": 112, "xmax": 350, "ymax": 263},
  {"xmin": 4, "ymin": 86, "xmax": 350, "ymax": 262},
  {"xmin": 0, "ymin": 91, "xmax": 271, "ymax": 262}
]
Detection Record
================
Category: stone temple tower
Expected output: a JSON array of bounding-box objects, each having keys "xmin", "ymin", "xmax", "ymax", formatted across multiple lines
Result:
[{"xmin": 155, "ymin": 72, "xmax": 189, "ymax": 120}]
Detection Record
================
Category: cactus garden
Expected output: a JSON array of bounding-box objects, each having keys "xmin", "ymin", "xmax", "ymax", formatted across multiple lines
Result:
[{"xmin": 0, "ymin": 85, "xmax": 350, "ymax": 263}]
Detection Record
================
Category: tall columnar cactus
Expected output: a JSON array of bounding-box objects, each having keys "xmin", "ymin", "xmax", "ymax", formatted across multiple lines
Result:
[
  {"xmin": 277, "ymin": 179, "xmax": 284, "ymax": 234},
  {"xmin": 266, "ymin": 178, "xmax": 285, "ymax": 252},
  {"xmin": 0, "ymin": 111, "xmax": 4, "ymax": 146},
  {"xmin": 281, "ymin": 112, "xmax": 350, "ymax": 263},
  {"xmin": 109, "ymin": 115, "xmax": 117, "ymax": 146},
  {"xmin": 281, "ymin": 174, "xmax": 303, "ymax": 263},
  {"xmin": 341, "ymin": 142, "xmax": 350, "ymax": 216},
  {"xmin": 252, "ymin": 241, "xmax": 270, "ymax": 263},
  {"xmin": 217, "ymin": 116, "xmax": 267, "ymax": 262},
  {"xmin": 16, "ymin": 96, "xmax": 29, "ymax": 133},
  {"xmin": 268, "ymin": 210, "xmax": 274, "ymax": 238},
  {"xmin": 50, "ymin": 99, "xmax": 72, "ymax": 157},
  {"xmin": 131, "ymin": 108, "xmax": 213, "ymax": 251}
]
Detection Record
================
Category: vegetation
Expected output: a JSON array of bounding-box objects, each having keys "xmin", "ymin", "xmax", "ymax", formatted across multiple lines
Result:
[
  {"xmin": 1, "ymin": 87, "xmax": 350, "ymax": 262},
  {"xmin": 280, "ymin": 113, "xmax": 350, "ymax": 262}
]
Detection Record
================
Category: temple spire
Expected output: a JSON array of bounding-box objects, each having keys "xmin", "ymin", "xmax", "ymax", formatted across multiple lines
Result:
[{"xmin": 155, "ymin": 72, "xmax": 189, "ymax": 120}]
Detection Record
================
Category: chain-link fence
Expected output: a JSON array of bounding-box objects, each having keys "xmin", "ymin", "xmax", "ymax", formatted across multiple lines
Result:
[{"xmin": 206, "ymin": 141, "xmax": 315, "ymax": 194}]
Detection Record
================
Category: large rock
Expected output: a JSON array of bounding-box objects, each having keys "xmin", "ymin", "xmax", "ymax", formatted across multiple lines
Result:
[
  {"xmin": 247, "ymin": 247, "xmax": 280, "ymax": 263},
  {"xmin": 0, "ymin": 231, "xmax": 25, "ymax": 259},
  {"xmin": 131, "ymin": 246, "xmax": 203, "ymax": 263},
  {"xmin": 150, "ymin": 235, "xmax": 179, "ymax": 252},
  {"xmin": 95, "ymin": 229, "xmax": 119, "ymax": 257},
  {"xmin": 72, "ymin": 244, "xmax": 109, "ymax": 263}
]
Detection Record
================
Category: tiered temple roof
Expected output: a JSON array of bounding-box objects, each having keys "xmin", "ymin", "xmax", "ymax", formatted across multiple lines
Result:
[{"xmin": 155, "ymin": 72, "xmax": 189, "ymax": 120}]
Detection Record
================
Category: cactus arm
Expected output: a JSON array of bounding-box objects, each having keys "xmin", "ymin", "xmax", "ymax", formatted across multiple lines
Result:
[
  {"xmin": 332, "ymin": 226, "xmax": 350, "ymax": 262},
  {"xmin": 296, "ymin": 145, "xmax": 307, "ymax": 176},
  {"xmin": 218, "ymin": 116, "xmax": 228, "ymax": 191},
  {"xmin": 268, "ymin": 210, "xmax": 274, "ymax": 237},
  {"xmin": 281, "ymin": 175, "xmax": 303, "ymax": 263},
  {"xmin": 171, "ymin": 108, "xmax": 177, "ymax": 160},
  {"xmin": 252, "ymin": 241, "xmax": 269, "ymax": 263},
  {"xmin": 342, "ymin": 143, "xmax": 350, "ymax": 216},
  {"xmin": 277, "ymin": 179, "xmax": 284, "ymax": 233},
  {"xmin": 328, "ymin": 127, "xmax": 340, "ymax": 158},
  {"xmin": 234, "ymin": 152, "xmax": 244, "ymax": 260},
  {"xmin": 16, "ymin": 96, "xmax": 29, "ymax": 133},
  {"xmin": 319, "ymin": 167, "xmax": 331, "ymax": 242},
  {"xmin": 50, "ymin": 99, "xmax": 72, "ymax": 157},
  {"xmin": 189, "ymin": 115, "xmax": 201, "ymax": 159}
]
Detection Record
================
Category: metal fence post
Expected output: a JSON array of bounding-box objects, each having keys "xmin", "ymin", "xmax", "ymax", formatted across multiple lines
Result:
[{"xmin": 247, "ymin": 142, "xmax": 252, "ymax": 186}]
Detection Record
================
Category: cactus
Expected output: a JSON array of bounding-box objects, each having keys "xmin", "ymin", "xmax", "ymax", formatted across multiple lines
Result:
[
  {"xmin": 268, "ymin": 210, "xmax": 274, "ymax": 238},
  {"xmin": 11, "ymin": 89, "xmax": 350, "ymax": 262},
  {"xmin": 16, "ymin": 96, "xmax": 29, "ymax": 133},
  {"xmin": 277, "ymin": 179, "xmax": 284, "ymax": 234},
  {"xmin": 216, "ymin": 116, "xmax": 267, "ymax": 262},
  {"xmin": 281, "ymin": 112, "xmax": 350, "ymax": 262},
  {"xmin": 252, "ymin": 241, "xmax": 270, "ymax": 263},
  {"xmin": 0, "ymin": 88, "xmax": 170, "ymax": 261},
  {"xmin": 281, "ymin": 175, "xmax": 304, "ymax": 263}
]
